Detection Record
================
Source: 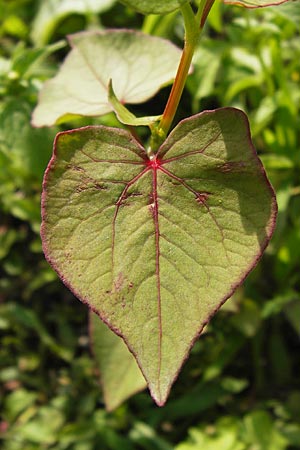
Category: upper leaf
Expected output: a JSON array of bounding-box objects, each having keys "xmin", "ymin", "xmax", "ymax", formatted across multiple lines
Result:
[
  {"xmin": 32, "ymin": 30, "xmax": 182, "ymax": 127},
  {"xmin": 224, "ymin": 0, "xmax": 291, "ymax": 8},
  {"xmin": 119, "ymin": 0, "xmax": 189, "ymax": 14},
  {"xmin": 41, "ymin": 108, "xmax": 277, "ymax": 405}
]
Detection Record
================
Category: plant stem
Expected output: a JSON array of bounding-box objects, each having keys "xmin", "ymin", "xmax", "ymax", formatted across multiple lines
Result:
[
  {"xmin": 158, "ymin": 4, "xmax": 198, "ymax": 139},
  {"xmin": 149, "ymin": 0, "xmax": 216, "ymax": 153},
  {"xmin": 197, "ymin": 0, "xmax": 216, "ymax": 28}
]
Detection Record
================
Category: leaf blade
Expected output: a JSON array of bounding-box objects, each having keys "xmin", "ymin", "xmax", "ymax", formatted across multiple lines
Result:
[
  {"xmin": 42, "ymin": 109, "xmax": 277, "ymax": 405},
  {"xmin": 32, "ymin": 30, "xmax": 181, "ymax": 127}
]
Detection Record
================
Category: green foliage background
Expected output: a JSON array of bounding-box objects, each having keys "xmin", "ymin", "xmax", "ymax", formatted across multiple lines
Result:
[{"xmin": 0, "ymin": 0, "xmax": 299, "ymax": 448}]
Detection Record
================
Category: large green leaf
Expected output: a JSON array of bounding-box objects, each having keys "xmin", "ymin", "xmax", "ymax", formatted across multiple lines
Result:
[
  {"xmin": 90, "ymin": 311, "xmax": 146, "ymax": 411},
  {"xmin": 32, "ymin": 30, "xmax": 182, "ymax": 127},
  {"xmin": 224, "ymin": 0, "xmax": 291, "ymax": 8},
  {"xmin": 31, "ymin": 0, "xmax": 116, "ymax": 46},
  {"xmin": 41, "ymin": 108, "xmax": 277, "ymax": 405},
  {"xmin": 119, "ymin": 0, "xmax": 189, "ymax": 14}
]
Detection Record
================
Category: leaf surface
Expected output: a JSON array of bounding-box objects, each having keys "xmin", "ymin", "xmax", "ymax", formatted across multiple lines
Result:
[
  {"xmin": 90, "ymin": 311, "xmax": 146, "ymax": 411},
  {"xmin": 32, "ymin": 30, "xmax": 181, "ymax": 127},
  {"xmin": 41, "ymin": 108, "xmax": 277, "ymax": 405},
  {"xmin": 119, "ymin": 0, "xmax": 189, "ymax": 14},
  {"xmin": 224, "ymin": 0, "xmax": 291, "ymax": 8}
]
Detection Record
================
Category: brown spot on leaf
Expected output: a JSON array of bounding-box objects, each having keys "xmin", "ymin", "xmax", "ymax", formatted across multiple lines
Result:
[
  {"xmin": 114, "ymin": 272, "xmax": 124, "ymax": 292},
  {"xmin": 76, "ymin": 185, "xmax": 88, "ymax": 193},
  {"xmin": 94, "ymin": 182, "xmax": 108, "ymax": 190},
  {"xmin": 129, "ymin": 192, "xmax": 143, "ymax": 198},
  {"xmin": 148, "ymin": 203, "xmax": 155, "ymax": 217},
  {"xmin": 217, "ymin": 161, "xmax": 247, "ymax": 173},
  {"xmin": 196, "ymin": 192, "xmax": 211, "ymax": 205},
  {"xmin": 67, "ymin": 164, "xmax": 85, "ymax": 173}
]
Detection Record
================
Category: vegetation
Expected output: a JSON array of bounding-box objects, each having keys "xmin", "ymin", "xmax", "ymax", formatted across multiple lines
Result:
[{"xmin": 1, "ymin": 0, "xmax": 300, "ymax": 448}]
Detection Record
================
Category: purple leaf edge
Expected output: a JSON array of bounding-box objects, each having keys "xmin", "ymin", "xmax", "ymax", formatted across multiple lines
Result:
[{"xmin": 41, "ymin": 107, "xmax": 278, "ymax": 406}]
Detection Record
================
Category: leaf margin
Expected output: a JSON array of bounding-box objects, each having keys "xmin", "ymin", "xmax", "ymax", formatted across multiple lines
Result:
[{"xmin": 223, "ymin": 0, "xmax": 292, "ymax": 8}]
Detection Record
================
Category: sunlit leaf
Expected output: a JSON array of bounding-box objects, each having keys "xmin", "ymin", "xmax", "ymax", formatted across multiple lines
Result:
[
  {"xmin": 32, "ymin": 30, "xmax": 182, "ymax": 127},
  {"xmin": 41, "ymin": 108, "xmax": 277, "ymax": 405}
]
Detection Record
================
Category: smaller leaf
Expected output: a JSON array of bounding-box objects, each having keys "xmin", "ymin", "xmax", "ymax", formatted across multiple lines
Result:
[
  {"xmin": 119, "ymin": 0, "xmax": 189, "ymax": 14},
  {"xmin": 32, "ymin": 30, "xmax": 181, "ymax": 127},
  {"xmin": 108, "ymin": 80, "xmax": 162, "ymax": 127},
  {"xmin": 90, "ymin": 312, "xmax": 146, "ymax": 411},
  {"xmin": 224, "ymin": 0, "xmax": 291, "ymax": 8}
]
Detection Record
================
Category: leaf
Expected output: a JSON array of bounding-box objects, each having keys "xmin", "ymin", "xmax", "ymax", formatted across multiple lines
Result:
[
  {"xmin": 275, "ymin": 1, "xmax": 300, "ymax": 26},
  {"xmin": 41, "ymin": 108, "xmax": 277, "ymax": 405},
  {"xmin": 90, "ymin": 311, "xmax": 146, "ymax": 411},
  {"xmin": 284, "ymin": 299, "xmax": 300, "ymax": 335},
  {"xmin": 176, "ymin": 417, "xmax": 244, "ymax": 450},
  {"xmin": 32, "ymin": 30, "xmax": 182, "ymax": 127},
  {"xmin": 224, "ymin": 0, "xmax": 291, "ymax": 8},
  {"xmin": 4, "ymin": 389, "xmax": 38, "ymax": 422},
  {"xmin": 0, "ymin": 99, "xmax": 55, "ymax": 180},
  {"xmin": 31, "ymin": 0, "xmax": 116, "ymax": 45},
  {"xmin": 119, "ymin": 0, "xmax": 189, "ymax": 14},
  {"xmin": 108, "ymin": 80, "xmax": 162, "ymax": 127},
  {"xmin": 130, "ymin": 422, "xmax": 174, "ymax": 450},
  {"xmin": 243, "ymin": 410, "xmax": 288, "ymax": 450}
]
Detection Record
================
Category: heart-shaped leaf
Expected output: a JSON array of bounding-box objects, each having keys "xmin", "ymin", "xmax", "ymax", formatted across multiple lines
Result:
[
  {"xmin": 224, "ymin": 0, "xmax": 291, "ymax": 8},
  {"xmin": 41, "ymin": 108, "xmax": 277, "ymax": 405},
  {"xmin": 32, "ymin": 30, "xmax": 182, "ymax": 127},
  {"xmin": 119, "ymin": 0, "xmax": 189, "ymax": 14},
  {"xmin": 90, "ymin": 311, "xmax": 146, "ymax": 411}
]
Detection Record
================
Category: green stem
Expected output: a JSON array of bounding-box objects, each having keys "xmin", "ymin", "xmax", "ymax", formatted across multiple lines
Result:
[
  {"xmin": 149, "ymin": 0, "xmax": 216, "ymax": 153},
  {"xmin": 158, "ymin": 4, "xmax": 198, "ymax": 139}
]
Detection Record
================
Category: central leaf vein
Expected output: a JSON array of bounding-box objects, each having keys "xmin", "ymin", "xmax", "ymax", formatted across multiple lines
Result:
[{"xmin": 152, "ymin": 165, "xmax": 163, "ymax": 392}]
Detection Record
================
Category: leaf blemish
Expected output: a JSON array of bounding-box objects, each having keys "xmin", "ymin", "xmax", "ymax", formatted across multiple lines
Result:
[
  {"xmin": 217, "ymin": 161, "xmax": 247, "ymax": 173},
  {"xmin": 196, "ymin": 192, "xmax": 211, "ymax": 205},
  {"xmin": 94, "ymin": 183, "xmax": 108, "ymax": 190},
  {"xmin": 114, "ymin": 272, "xmax": 124, "ymax": 293},
  {"xmin": 67, "ymin": 164, "xmax": 85, "ymax": 173}
]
